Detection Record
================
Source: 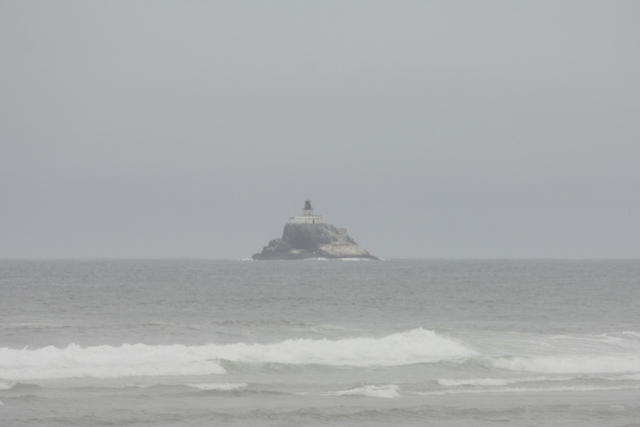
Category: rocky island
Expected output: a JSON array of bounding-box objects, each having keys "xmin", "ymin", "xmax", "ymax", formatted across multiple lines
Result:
[{"xmin": 252, "ymin": 200, "xmax": 378, "ymax": 260}]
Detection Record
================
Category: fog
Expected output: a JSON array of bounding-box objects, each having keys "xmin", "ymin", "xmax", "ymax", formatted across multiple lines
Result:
[{"xmin": 1, "ymin": 1, "xmax": 639, "ymax": 259}]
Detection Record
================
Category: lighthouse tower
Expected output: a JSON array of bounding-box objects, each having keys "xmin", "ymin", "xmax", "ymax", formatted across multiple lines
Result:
[
  {"xmin": 303, "ymin": 199, "xmax": 314, "ymax": 216},
  {"xmin": 290, "ymin": 200, "xmax": 323, "ymax": 224}
]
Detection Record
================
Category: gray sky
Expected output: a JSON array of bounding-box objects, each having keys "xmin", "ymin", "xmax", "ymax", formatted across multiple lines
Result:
[{"xmin": 1, "ymin": 1, "xmax": 639, "ymax": 259}]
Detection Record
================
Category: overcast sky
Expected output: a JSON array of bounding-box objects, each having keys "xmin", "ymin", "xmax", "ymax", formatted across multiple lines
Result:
[{"xmin": 1, "ymin": 1, "xmax": 639, "ymax": 259}]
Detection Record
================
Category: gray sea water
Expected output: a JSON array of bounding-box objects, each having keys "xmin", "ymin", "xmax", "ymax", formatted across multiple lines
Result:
[{"xmin": 1, "ymin": 259, "xmax": 639, "ymax": 426}]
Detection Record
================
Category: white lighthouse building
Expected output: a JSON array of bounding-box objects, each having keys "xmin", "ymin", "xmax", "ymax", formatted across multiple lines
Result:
[{"xmin": 289, "ymin": 200, "xmax": 323, "ymax": 224}]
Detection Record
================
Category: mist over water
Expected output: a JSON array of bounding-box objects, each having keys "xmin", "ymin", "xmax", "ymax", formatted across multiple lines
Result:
[
  {"xmin": 2, "ymin": 2, "xmax": 640, "ymax": 260},
  {"xmin": 1, "ymin": 259, "xmax": 639, "ymax": 426}
]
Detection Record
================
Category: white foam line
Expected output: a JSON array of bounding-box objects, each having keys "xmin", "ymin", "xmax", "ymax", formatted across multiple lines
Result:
[
  {"xmin": 185, "ymin": 382, "xmax": 247, "ymax": 391},
  {"xmin": 438, "ymin": 373, "xmax": 640, "ymax": 387},
  {"xmin": 440, "ymin": 373, "xmax": 640, "ymax": 387},
  {"xmin": 415, "ymin": 384, "xmax": 640, "ymax": 396},
  {"xmin": 438, "ymin": 377, "xmax": 558, "ymax": 387},
  {"xmin": 325, "ymin": 384, "xmax": 400, "ymax": 398}
]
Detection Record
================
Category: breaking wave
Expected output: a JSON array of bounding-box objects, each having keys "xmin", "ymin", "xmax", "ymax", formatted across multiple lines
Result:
[
  {"xmin": 3, "ymin": 328, "xmax": 639, "ymax": 382},
  {"xmin": 0, "ymin": 343, "xmax": 227, "ymax": 380},
  {"xmin": 0, "ymin": 329, "xmax": 473, "ymax": 381}
]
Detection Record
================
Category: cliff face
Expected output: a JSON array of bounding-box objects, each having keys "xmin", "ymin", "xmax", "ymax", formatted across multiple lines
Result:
[{"xmin": 252, "ymin": 223, "xmax": 378, "ymax": 260}]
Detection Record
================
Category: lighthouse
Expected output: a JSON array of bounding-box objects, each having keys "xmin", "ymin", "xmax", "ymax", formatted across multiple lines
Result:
[
  {"xmin": 252, "ymin": 199, "xmax": 378, "ymax": 259},
  {"xmin": 289, "ymin": 200, "xmax": 323, "ymax": 224}
]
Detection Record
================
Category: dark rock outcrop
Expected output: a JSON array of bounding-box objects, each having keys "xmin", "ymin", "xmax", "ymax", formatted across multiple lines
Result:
[{"xmin": 252, "ymin": 223, "xmax": 378, "ymax": 260}]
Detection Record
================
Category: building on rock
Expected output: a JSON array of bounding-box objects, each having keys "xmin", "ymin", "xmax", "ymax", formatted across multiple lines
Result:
[{"xmin": 252, "ymin": 200, "xmax": 378, "ymax": 260}]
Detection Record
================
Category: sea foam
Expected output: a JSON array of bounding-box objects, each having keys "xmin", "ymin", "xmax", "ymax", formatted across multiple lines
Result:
[
  {"xmin": 437, "ymin": 377, "xmax": 538, "ymax": 387},
  {"xmin": 487, "ymin": 354, "xmax": 640, "ymax": 374},
  {"xmin": 437, "ymin": 373, "xmax": 640, "ymax": 388},
  {"xmin": 208, "ymin": 328, "xmax": 475, "ymax": 367},
  {"xmin": 185, "ymin": 382, "xmax": 247, "ymax": 391},
  {"xmin": 0, "ymin": 329, "xmax": 473, "ymax": 380},
  {"xmin": 3, "ymin": 329, "xmax": 639, "ymax": 381},
  {"xmin": 0, "ymin": 379, "xmax": 15, "ymax": 390},
  {"xmin": 0, "ymin": 343, "xmax": 227, "ymax": 380}
]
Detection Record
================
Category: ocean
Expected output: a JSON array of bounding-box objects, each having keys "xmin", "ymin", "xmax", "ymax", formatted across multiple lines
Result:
[{"xmin": 1, "ymin": 259, "xmax": 639, "ymax": 426}]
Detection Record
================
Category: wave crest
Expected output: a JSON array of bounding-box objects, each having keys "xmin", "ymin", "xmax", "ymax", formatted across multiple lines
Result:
[{"xmin": 0, "ymin": 329, "xmax": 473, "ymax": 380}]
